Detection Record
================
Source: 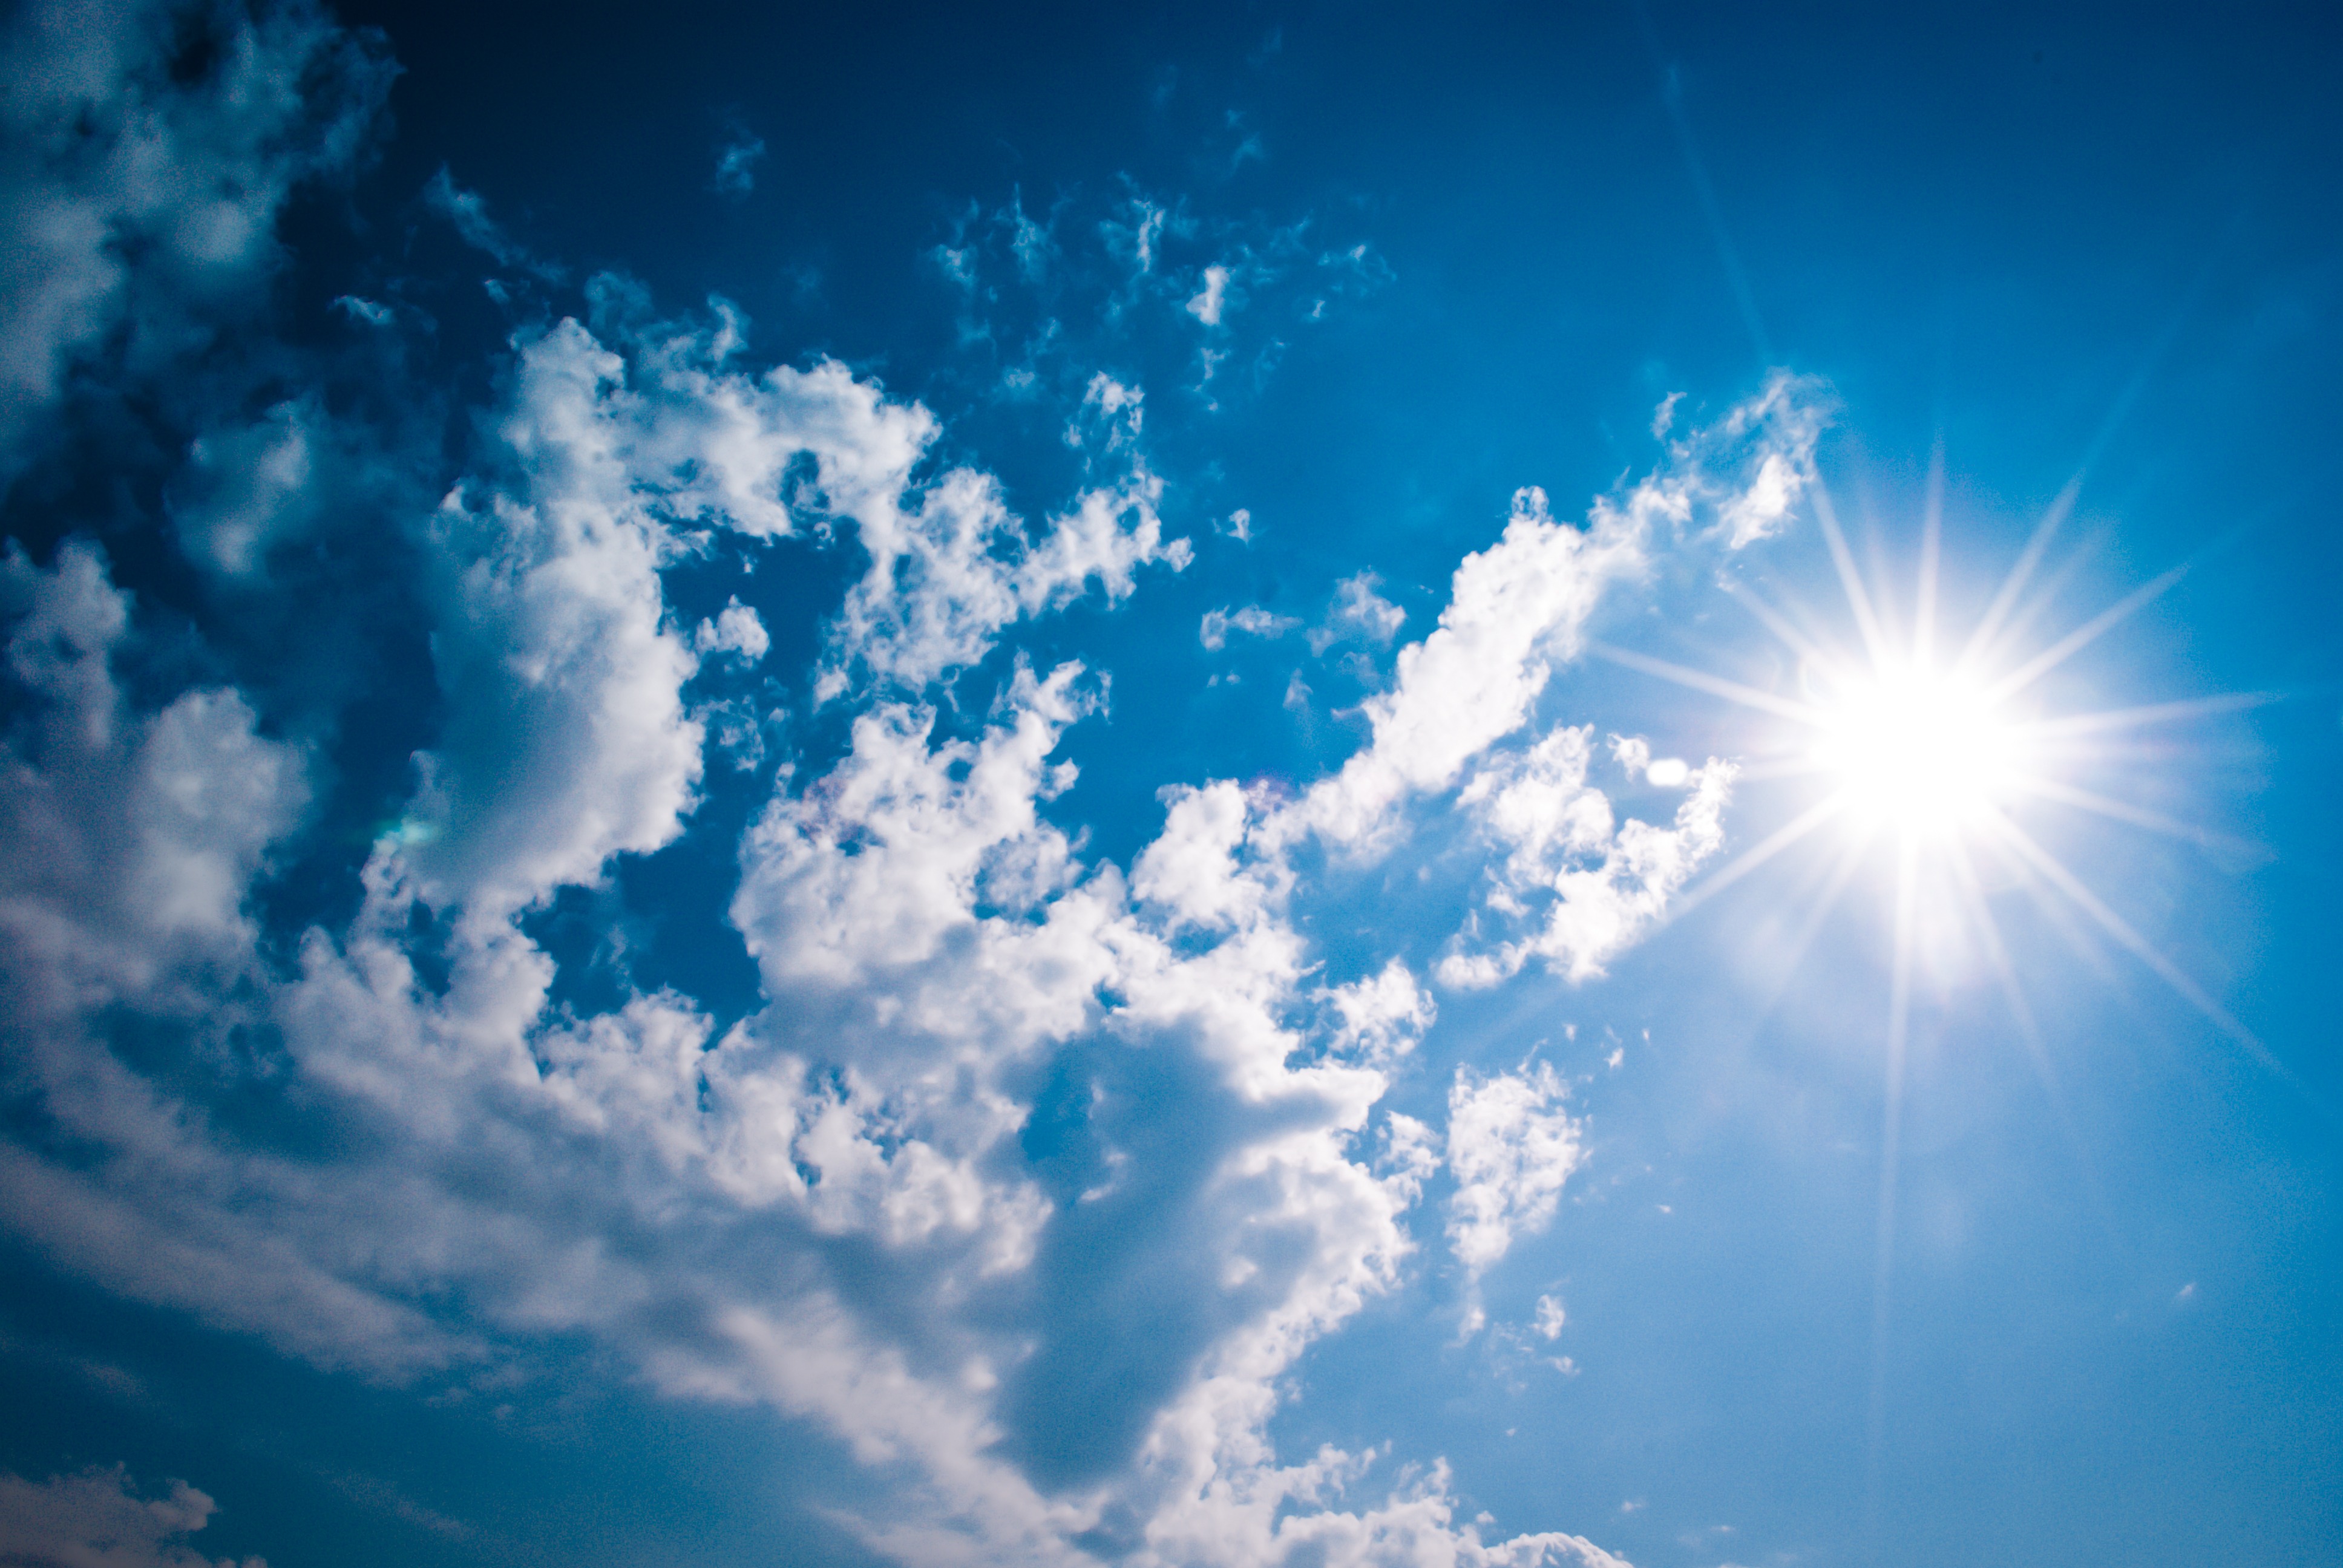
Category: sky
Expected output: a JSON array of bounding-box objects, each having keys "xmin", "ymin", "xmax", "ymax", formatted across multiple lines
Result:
[{"xmin": 0, "ymin": 2, "xmax": 2338, "ymax": 1566}]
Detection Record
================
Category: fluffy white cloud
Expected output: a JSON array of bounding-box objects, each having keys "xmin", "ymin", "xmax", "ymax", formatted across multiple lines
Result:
[
  {"xmin": 1200, "ymin": 604, "xmax": 1297, "ymax": 650},
  {"xmin": 1440, "ymin": 731, "xmax": 1735, "ymax": 987},
  {"xmin": 1309, "ymin": 570, "xmax": 1407, "ymax": 653},
  {"xmin": 1275, "ymin": 485, "xmax": 1645, "ymax": 852},
  {"xmin": 0, "ymin": 42, "xmax": 1844, "ymax": 1548},
  {"xmin": 695, "ymin": 596, "xmax": 770, "ymax": 664},
  {"xmin": 0, "ymin": 359, "xmax": 1796, "ymax": 1568},
  {"xmin": 392, "ymin": 319, "xmax": 705, "ymax": 923},
  {"xmin": 1276, "ymin": 377, "xmax": 1821, "ymax": 857},
  {"xmin": 0, "ymin": 1466, "xmax": 266, "ymax": 1568},
  {"xmin": 0, "ymin": 0, "xmax": 392, "ymax": 465},
  {"xmin": 1187, "ymin": 264, "xmax": 1230, "ymax": 325},
  {"xmin": 1445, "ymin": 1062, "xmax": 1584, "ymax": 1282},
  {"xmin": 821, "ymin": 372, "xmax": 1189, "ymax": 697},
  {"xmin": 0, "ymin": 541, "xmax": 309, "ymax": 1008}
]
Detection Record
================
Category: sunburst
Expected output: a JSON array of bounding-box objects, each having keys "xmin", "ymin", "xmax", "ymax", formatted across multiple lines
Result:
[{"xmin": 1593, "ymin": 453, "xmax": 2297, "ymax": 1521}]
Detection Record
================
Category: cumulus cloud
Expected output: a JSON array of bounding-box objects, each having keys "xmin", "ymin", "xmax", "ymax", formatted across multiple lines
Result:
[
  {"xmin": 1446, "ymin": 1062, "xmax": 1585, "ymax": 1289},
  {"xmin": 1439, "ymin": 724, "xmax": 1735, "ymax": 986},
  {"xmin": 0, "ymin": 351, "xmax": 1816, "ymax": 1568},
  {"xmin": 1281, "ymin": 377, "xmax": 1823, "ymax": 855},
  {"xmin": 1187, "ymin": 263, "xmax": 1230, "ymax": 325},
  {"xmin": 1200, "ymin": 604, "xmax": 1297, "ymax": 650},
  {"xmin": 168, "ymin": 399, "xmax": 325, "ymax": 577},
  {"xmin": 1273, "ymin": 485, "xmax": 1646, "ymax": 852},
  {"xmin": 0, "ymin": 18, "xmax": 1850, "ymax": 1563},
  {"xmin": 390, "ymin": 319, "xmax": 706, "ymax": 923},
  {"xmin": 0, "ymin": 0, "xmax": 393, "ymax": 466},
  {"xmin": 818, "ymin": 371, "xmax": 1189, "ymax": 698},
  {"xmin": 695, "ymin": 596, "xmax": 770, "ymax": 664},
  {"xmin": 0, "ymin": 540, "xmax": 310, "ymax": 1007},
  {"xmin": 1309, "ymin": 571, "xmax": 1407, "ymax": 653},
  {"xmin": 0, "ymin": 1466, "xmax": 265, "ymax": 1568}
]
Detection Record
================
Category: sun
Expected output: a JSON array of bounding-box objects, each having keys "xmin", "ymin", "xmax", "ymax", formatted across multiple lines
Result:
[
  {"xmin": 1807, "ymin": 659, "xmax": 2020, "ymax": 838},
  {"xmin": 1591, "ymin": 470, "xmax": 2272, "ymax": 1065},
  {"xmin": 1593, "ymin": 461, "xmax": 2294, "ymax": 1523}
]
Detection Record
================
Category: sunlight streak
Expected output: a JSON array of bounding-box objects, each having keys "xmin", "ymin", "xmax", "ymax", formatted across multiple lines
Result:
[
  {"xmin": 2013, "ymin": 691, "xmax": 2279, "ymax": 742},
  {"xmin": 1945, "ymin": 840, "xmax": 2125, "ymax": 1246},
  {"xmin": 2003, "ymin": 773, "xmax": 2262, "ymax": 858},
  {"xmin": 1587, "ymin": 641, "xmax": 1824, "ymax": 725},
  {"xmin": 1810, "ymin": 482, "xmax": 1893, "ymax": 670},
  {"xmin": 1866, "ymin": 835, "xmax": 1920, "ymax": 1526},
  {"xmin": 1981, "ymin": 811, "xmax": 2310, "ymax": 1106},
  {"xmin": 1914, "ymin": 440, "xmax": 1945, "ymax": 665},
  {"xmin": 1959, "ymin": 477, "xmax": 2078, "ymax": 670},
  {"xmin": 1721, "ymin": 577, "xmax": 1848, "ymax": 672},
  {"xmin": 1985, "ymin": 563, "xmax": 2190, "ymax": 704},
  {"xmin": 1658, "ymin": 791, "xmax": 1849, "ymax": 929}
]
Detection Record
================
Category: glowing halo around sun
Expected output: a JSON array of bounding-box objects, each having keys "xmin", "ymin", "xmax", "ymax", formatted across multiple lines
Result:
[
  {"xmin": 1807, "ymin": 660, "xmax": 2021, "ymax": 838},
  {"xmin": 1591, "ymin": 466, "xmax": 2289, "ymax": 1084},
  {"xmin": 1595, "ymin": 460, "xmax": 2303, "ymax": 1518}
]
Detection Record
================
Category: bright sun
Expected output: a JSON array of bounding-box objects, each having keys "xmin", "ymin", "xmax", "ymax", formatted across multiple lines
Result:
[
  {"xmin": 1810, "ymin": 662, "xmax": 2019, "ymax": 836},
  {"xmin": 1597, "ymin": 468, "xmax": 2286, "ymax": 1513}
]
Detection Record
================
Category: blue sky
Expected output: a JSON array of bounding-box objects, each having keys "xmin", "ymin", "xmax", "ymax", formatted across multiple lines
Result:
[{"xmin": 0, "ymin": 3, "xmax": 2336, "ymax": 1566}]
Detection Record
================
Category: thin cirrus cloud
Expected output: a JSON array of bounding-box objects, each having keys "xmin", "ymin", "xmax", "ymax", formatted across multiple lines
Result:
[{"xmin": 0, "ymin": 2, "xmax": 1842, "ymax": 1566}]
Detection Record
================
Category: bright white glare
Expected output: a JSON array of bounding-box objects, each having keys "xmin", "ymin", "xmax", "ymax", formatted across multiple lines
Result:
[{"xmin": 1810, "ymin": 663, "xmax": 2019, "ymax": 835}]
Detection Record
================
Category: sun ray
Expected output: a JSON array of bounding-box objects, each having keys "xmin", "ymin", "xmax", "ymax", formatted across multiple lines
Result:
[
  {"xmin": 2011, "ymin": 691, "xmax": 2279, "ymax": 742},
  {"xmin": 1717, "ymin": 754, "xmax": 1840, "ymax": 785},
  {"xmin": 1962, "ymin": 520, "xmax": 2103, "ymax": 679},
  {"xmin": 1914, "ymin": 439, "xmax": 1945, "ymax": 665},
  {"xmin": 1656, "ymin": 791, "xmax": 1849, "ymax": 931},
  {"xmin": 1984, "ymin": 563, "xmax": 2191, "ymax": 705},
  {"xmin": 1587, "ymin": 640, "xmax": 1826, "ymax": 725},
  {"xmin": 1720, "ymin": 577, "xmax": 1849, "ymax": 674},
  {"xmin": 2003, "ymin": 772, "xmax": 2263, "ymax": 859},
  {"xmin": 1979, "ymin": 811, "xmax": 2315, "ymax": 1109},
  {"xmin": 1945, "ymin": 839, "xmax": 2125, "ymax": 1248},
  {"xmin": 1959, "ymin": 476, "xmax": 2079, "ymax": 670},
  {"xmin": 1809, "ymin": 480, "xmax": 1893, "ymax": 670},
  {"xmin": 1865, "ymin": 835, "xmax": 1921, "ymax": 1526}
]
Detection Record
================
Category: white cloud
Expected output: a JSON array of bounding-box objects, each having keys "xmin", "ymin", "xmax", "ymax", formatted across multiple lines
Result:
[
  {"xmin": 695, "ymin": 596, "xmax": 770, "ymax": 664},
  {"xmin": 711, "ymin": 129, "xmax": 767, "ymax": 197},
  {"xmin": 1446, "ymin": 1062, "xmax": 1585, "ymax": 1280},
  {"xmin": 1276, "ymin": 484, "xmax": 1647, "ymax": 852},
  {"xmin": 1309, "ymin": 571, "xmax": 1407, "ymax": 653},
  {"xmin": 0, "ymin": 0, "xmax": 393, "ymax": 466},
  {"xmin": 1685, "ymin": 372, "xmax": 1831, "ymax": 549},
  {"xmin": 0, "ymin": 541, "xmax": 310, "ymax": 1005},
  {"xmin": 169, "ymin": 399, "xmax": 322, "ymax": 577},
  {"xmin": 1320, "ymin": 959, "xmax": 1436, "ymax": 1068},
  {"xmin": 1200, "ymin": 604, "xmax": 1297, "ymax": 650},
  {"xmin": 821, "ymin": 372, "xmax": 1188, "ymax": 698},
  {"xmin": 0, "ymin": 55, "xmax": 1840, "ymax": 1550},
  {"xmin": 424, "ymin": 167, "xmax": 523, "ymax": 266},
  {"xmin": 0, "ymin": 1466, "xmax": 265, "ymax": 1568},
  {"xmin": 0, "ymin": 371, "xmax": 1758, "ymax": 1568},
  {"xmin": 391, "ymin": 319, "xmax": 704, "ymax": 923},
  {"xmin": 1187, "ymin": 264, "xmax": 1230, "ymax": 325},
  {"xmin": 1440, "ymin": 731, "xmax": 1735, "ymax": 987}
]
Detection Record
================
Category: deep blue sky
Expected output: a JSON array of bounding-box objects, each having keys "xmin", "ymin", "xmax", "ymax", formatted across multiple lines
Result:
[{"xmin": 1, "ymin": 4, "xmax": 2337, "ymax": 1567}]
